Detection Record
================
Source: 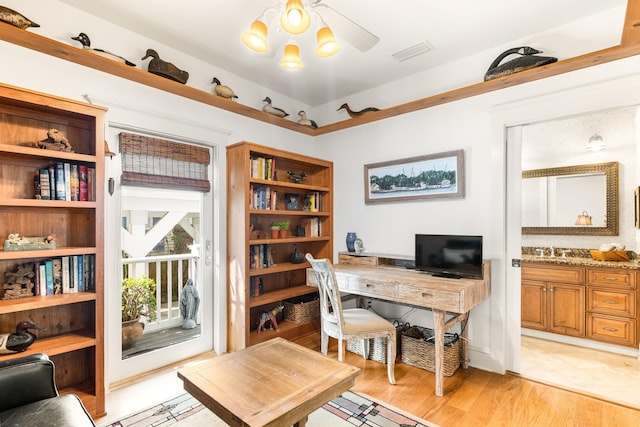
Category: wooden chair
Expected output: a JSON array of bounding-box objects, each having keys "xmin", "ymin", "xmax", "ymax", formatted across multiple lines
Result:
[{"xmin": 305, "ymin": 254, "xmax": 396, "ymax": 384}]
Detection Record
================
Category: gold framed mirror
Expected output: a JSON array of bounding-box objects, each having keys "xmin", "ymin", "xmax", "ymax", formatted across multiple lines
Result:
[{"xmin": 522, "ymin": 161, "xmax": 618, "ymax": 235}]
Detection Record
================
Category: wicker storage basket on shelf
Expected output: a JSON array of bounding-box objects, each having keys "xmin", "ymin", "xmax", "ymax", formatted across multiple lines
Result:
[
  {"xmin": 400, "ymin": 326, "xmax": 461, "ymax": 376},
  {"xmin": 589, "ymin": 250, "xmax": 629, "ymax": 262},
  {"xmin": 346, "ymin": 337, "xmax": 388, "ymax": 364},
  {"xmin": 283, "ymin": 295, "xmax": 320, "ymax": 323}
]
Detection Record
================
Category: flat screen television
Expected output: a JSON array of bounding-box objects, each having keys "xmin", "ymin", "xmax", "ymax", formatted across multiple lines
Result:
[{"xmin": 415, "ymin": 234, "xmax": 483, "ymax": 279}]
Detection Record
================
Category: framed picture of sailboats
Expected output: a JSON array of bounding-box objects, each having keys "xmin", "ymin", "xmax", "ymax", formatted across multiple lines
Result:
[{"xmin": 364, "ymin": 149, "xmax": 464, "ymax": 204}]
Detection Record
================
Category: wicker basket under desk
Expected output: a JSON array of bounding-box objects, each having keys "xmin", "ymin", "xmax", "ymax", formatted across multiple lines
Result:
[
  {"xmin": 400, "ymin": 326, "xmax": 461, "ymax": 376},
  {"xmin": 346, "ymin": 337, "xmax": 388, "ymax": 364}
]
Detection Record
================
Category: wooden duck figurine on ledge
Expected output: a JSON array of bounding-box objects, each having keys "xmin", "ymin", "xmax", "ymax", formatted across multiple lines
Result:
[
  {"xmin": 211, "ymin": 77, "xmax": 238, "ymax": 100},
  {"xmin": 297, "ymin": 110, "xmax": 318, "ymax": 128},
  {"xmin": 262, "ymin": 97, "xmax": 289, "ymax": 118},
  {"xmin": 141, "ymin": 49, "xmax": 189, "ymax": 84},
  {"xmin": 71, "ymin": 33, "xmax": 136, "ymax": 66},
  {"xmin": 337, "ymin": 103, "xmax": 379, "ymax": 118},
  {"xmin": 0, "ymin": 320, "xmax": 44, "ymax": 354},
  {"xmin": 484, "ymin": 46, "xmax": 557, "ymax": 81},
  {"xmin": 0, "ymin": 6, "xmax": 39, "ymax": 30}
]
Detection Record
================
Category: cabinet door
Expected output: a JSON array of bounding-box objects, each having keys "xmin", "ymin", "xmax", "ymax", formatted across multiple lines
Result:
[
  {"xmin": 548, "ymin": 283, "xmax": 585, "ymax": 337},
  {"xmin": 521, "ymin": 280, "xmax": 546, "ymax": 330}
]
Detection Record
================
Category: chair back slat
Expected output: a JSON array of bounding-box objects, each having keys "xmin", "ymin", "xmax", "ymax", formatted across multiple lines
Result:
[{"xmin": 305, "ymin": 254, "xmax": 344, "ymax": 331}]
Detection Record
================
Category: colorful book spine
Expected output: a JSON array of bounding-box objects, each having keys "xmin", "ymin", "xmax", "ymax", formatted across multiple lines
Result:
[
  {"xmin": 39, "ymin": 263, "xmax": 47, "ymax": 296},
  {"xmin": 64, "ymin": 163, "xmax": 71, "ymax": 201},
  {"xmin": 88, "ymin": 167, "xmax": 95, "ymax": 201},
  {"xmin": 70, "ymin": 164, "xmax": 79, "ymax": 201},
  {"xmin": 77, "ymin": 255, "xmax": 84, "ymax": 292},
  {"xmin": 55, "ymin": 162, "xmax": 66, "ymax": 200},
  {"xmin": 78, "ymin": 165, "xmax": 88, "ymax": 201},
  {"xmin": 39, "ymin": 169, "xmax": 50, "ymax": 200},
  {"xmin": 44, "ymin": 260, "xmax": 54, "ymax": 295}
]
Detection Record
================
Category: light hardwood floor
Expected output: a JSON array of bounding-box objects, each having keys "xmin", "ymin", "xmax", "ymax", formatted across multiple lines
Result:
[{"xmin": 96, "ymin": 333, "xmax": 640, "ymax": 427}]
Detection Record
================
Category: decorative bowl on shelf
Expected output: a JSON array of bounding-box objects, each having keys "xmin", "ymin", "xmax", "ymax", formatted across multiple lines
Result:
[{"xmin": 589, "ymin": 250, "xmax": 629, "ymax": 261}]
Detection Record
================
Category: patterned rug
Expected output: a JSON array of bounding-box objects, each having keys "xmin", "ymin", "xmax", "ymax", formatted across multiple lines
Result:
[{"xmin": 100, "ymin": 390, "xmax": 438, "ymax": 427}]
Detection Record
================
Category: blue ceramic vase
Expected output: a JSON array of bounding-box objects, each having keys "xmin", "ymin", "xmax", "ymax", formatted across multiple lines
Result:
[{"xmin": 346, "ymin": 232, "xmax": 357, "ymax": 252}]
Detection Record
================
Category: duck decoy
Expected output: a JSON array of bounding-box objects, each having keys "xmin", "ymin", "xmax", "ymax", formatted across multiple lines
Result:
[
  {"xmin": 337, "ymin": 103, "xmax": 379, "ymax": 118},
  {"xmin": 0, "ymin": 6, "xmax": 39, "ymax": 30},
  {"xmin": 141, "ymin": 49, "xmax": 189, "ymax": 84},
  {"xmin": 211, "ymin": 77, "xmax": 238, "ymax": 100},
  {"xmin": 484, "ymin": 46, "xmax": 557, "ymax": 81},
  {"xmin": 0, "ymin": 320, "xmax": 44, "ymax": 354},
  {"xmin": 71, "ymin": 32, "xmax": 135, "ymax": 66},
  {"xmin": 262, "ymin": 97, "xmax": 289, "ymax": 118},
  {"xmin": 297, "ymin": 110, "xmax": 318, "ymax": 128}
]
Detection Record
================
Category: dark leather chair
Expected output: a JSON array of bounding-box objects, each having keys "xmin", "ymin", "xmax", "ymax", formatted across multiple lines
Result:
[{"xmin": 0, "ymin": 353, "xmax": 95, "ymax": 427}]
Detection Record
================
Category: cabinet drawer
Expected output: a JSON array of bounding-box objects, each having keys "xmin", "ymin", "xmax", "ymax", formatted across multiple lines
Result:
[
  {"xmin": 397, "ymin": 284, "xmax": 461, "ymax": 310},
  {"xmin": 587, "ymin": 313, "xmax": 637, "ymax": 347},
  {"xmin": 522, "ymin": 264, "xmax": 584, "ymax": 284},
  {"xmin": 348, "ymin": 277, "xmax": 395, "ymax": 298},
  {"xmin": 338, "ymin": 254, "xmax": 378, "ymax": 266},
  {"xmin": 587, "ymin": 269, "xmax": 636, "ymax": 289},
  {"xmin": 587, "ymin": 288, "xmax": 636, "ymax": 317}
]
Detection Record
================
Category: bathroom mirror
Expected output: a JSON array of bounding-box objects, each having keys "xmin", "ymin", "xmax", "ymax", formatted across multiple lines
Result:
[{"xmin": 522, "ymin": 162, "xmax": 618, "ymax": 235}]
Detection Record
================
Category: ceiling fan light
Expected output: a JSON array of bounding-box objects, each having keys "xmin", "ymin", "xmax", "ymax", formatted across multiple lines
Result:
[
  {"xmin": 280, "ymin": 0, "xmax": 311, "ymax": 34},
  {"xmin": 242, "ymin": 20, "xmax": 268, "ymax": 52},
  {"xmin": 280, "ymin": 44, "xmax": 304, "ymax": 69},
  {"xmin": 316, "ymin": 26, "xmax": 341, "ymax": 57}
]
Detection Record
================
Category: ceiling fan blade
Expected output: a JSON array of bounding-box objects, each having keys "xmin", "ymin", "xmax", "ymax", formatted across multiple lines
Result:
[{"xmin": 312, "ymin": 3, "xmax": 379, "ymax": 52}]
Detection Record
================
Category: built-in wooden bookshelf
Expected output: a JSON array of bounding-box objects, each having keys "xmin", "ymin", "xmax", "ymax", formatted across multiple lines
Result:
[
  {"xmin": 0, "ymin": 83, "xmax": 105, "ymax": 417},
  {"xmin": 227, "ymin": 142, "xmax": 333, "ymax": 351}
]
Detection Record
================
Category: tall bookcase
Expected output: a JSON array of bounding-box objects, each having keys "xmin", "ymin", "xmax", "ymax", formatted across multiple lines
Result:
[
  {"xmin": 0, "ymin": 83, "xmax": 105, "ymax": 417},
  {"xmin": 227, "ymin": 141, "xmax": 333, "ymax": 351}
]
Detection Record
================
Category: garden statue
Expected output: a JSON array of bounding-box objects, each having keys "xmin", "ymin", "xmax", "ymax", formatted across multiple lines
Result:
[{"xmin": 179, "ymin": 279, "xmax": 200, "ymax": 329}]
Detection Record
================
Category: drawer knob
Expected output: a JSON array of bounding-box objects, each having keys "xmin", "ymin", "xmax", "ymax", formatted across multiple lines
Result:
[
  {"xmin": 421, "ymin": 292, "xmax": 433, "ymax": 297},
  {"xmin": 603, "ymin": 277, "xmax": 618, "ymax": 281},
  {"xmin": 602, "ymin": 327, "xmax": 619, "ymax": 332},
  {"xmin": 602, "ymin": 300, "xmax": 618, "ymax": 304},
  {"xmin": 365, "ymin": 284, "xmax": 374, "ymax": 288}
]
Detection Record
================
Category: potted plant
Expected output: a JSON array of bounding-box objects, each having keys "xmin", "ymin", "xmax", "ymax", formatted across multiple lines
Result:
[{"xmin": 121, "ymin": 275, "xmax": 157, "ymax": 350}]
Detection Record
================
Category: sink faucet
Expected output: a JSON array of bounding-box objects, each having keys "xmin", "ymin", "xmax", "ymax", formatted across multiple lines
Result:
[{"xmin": 549, "ymin": 246, "xmax": 555, "ymax": 258}]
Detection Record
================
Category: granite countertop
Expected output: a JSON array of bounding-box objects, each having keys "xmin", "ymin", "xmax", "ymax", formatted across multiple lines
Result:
[{"xmin": 521, "ymin": 254, "xmax": 640, "ymax": 269}]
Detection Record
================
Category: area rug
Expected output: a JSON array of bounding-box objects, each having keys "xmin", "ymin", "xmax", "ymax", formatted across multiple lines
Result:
[{"xmin": 100, "ymin": 390, "xmax": 438, "ymax": 427}]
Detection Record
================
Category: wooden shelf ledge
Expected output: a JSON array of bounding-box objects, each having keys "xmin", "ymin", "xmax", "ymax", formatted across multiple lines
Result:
[{"xmin": 2, "ymin": 4, "xmax": 640, "ymax": 136}]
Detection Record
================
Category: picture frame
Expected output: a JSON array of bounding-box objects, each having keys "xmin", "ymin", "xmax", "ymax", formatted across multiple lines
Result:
[
  {"xmin": 364, "ymin": 149, "xmax": 464, "ymax": 204},
  {"xmin": 285, "ymin": 193, "xmax": 299, "ymax": 210}
]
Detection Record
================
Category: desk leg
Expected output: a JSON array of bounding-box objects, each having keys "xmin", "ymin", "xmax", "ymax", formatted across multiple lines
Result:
[
  {"xmin": 433, "ymin": 309, "xmax": 445, "ymax": 397},
  {"xmin": 294, "ymin": 415, "xmax": 308, "ymax": 427},
  {"xmin": 461, "ymin": 312, "xmax": 469, "ymax": 369}
]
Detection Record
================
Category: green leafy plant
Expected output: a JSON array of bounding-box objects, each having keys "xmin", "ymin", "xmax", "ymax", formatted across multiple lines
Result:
[
  {"xmin": 270, "ymin": 220, "xmax": 290, "ymax": 230},
  {"xmin": 121, "ymin": 275, "xmax": 157, "ymax": 322}
]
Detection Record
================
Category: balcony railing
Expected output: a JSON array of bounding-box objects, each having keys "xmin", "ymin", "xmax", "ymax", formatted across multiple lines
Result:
[{"xmin": 122, "ymin": 248, "xmax": 199, "ymax": 332}]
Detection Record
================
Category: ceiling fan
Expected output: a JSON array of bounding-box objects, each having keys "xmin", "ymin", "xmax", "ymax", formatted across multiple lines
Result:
[
  {"xmin": 309, "ymin": 0, "xmax": 379, "ymax": 52},
  {"xmin": 243, "ymin": 0, "xmax": 379, "ymax": 59}
]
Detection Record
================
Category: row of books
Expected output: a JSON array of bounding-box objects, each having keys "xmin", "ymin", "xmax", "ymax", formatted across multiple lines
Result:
[
  {"xmin": 33, "ymin": 255, "xmax": 96, "ymax": 296},
  {"xmin": 249, "ymin": 156, "xmax": 276, "ymax": 181},
  {"xmin": 249, "ymin": 184, "xmax": 278, "ymax": 210},
  {"xmin": 35, "ymin": 162, "xmax": 96, "ymax": 201},
  {"xmin": 249, "ymin": 244, "xmax": 274, "ymax": 270},
  {"xmin": 249, "ymin": 277, "xmax": 264, "ymax": 298},
  {"xmin": 300, "ymin": 217, "xmax": 322, "ymax": 237},
  {"xmin": 304, "ymin": 192, "xmax": 322, "ymax": 212}
]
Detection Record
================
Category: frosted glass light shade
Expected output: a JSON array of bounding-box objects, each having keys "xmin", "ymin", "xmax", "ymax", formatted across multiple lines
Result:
[
  {"xmin": 316, "ymin": 26, "xmax": 341, "ymax": 57},
  {"xmin": 242, "ymin": 20, "xmax": 268, "ymax": 52},
  {"xmin": 280, "ymin": 0, "xmax": 311, "ymax": 34},
  {"xmin": 280, "ymin": 44, "xmax": 304, "ymax": 69},
  {"xmin": 586, "ymin": 133, "xmax": 606, "ymax": 151}
]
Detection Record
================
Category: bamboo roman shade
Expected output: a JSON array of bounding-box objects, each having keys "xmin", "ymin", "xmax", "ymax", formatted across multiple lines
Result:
[{"xmin": 119, "ymin": 132, "xmax": 210, "ymax": 192}]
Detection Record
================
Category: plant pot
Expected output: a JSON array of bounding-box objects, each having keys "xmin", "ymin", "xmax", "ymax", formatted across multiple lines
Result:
[{"xmin": 122, "ymin": 317, "xmax": 145, "ymax": 350}]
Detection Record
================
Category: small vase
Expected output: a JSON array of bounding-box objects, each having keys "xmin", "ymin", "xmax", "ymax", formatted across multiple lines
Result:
[
  {"xmin": 290, "ymin": 244, "xmax": 305, "ymax": 264},
  {"xmin": 354, "ymin": 237, "xmax": 364, "ymax": 254},
  {"xmin": 346, "ymin": 232, "xmax": 357, "ymax": 252}
]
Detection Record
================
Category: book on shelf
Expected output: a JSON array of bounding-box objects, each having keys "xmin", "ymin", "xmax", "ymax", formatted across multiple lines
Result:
[
  {"xmin": 78, "ymin": 165, "xmax": 88, "ymax": 201},
  {"xmin": 63, "ymin": 163, "xmax": 71, "ymax": 201},
  {"xmin": 48, "ymin": 164, "xmax": 55, "ymax": 200},
  {"xmin": 55, "ymin": 162, "xmax": 66, "ymax": 200},
  {"xmin": 88, "ymin": 167, "xmax": 95, "ymax": 201},
  {"xmin": 301, "ymin": 217, "xmax": 321, "ymax": 237},
  {"xmin": 39, "ymin": 263, "xmax": 46, "ymax": 296},
  {"xmin": 38, "ymin": 168, "xmax": 51, "ymax": 200},
  {"xmin": 250, "ymin": 156, "xmax": 276, "ymax": 180},
  {"xmin": 44, "ymin": 260, "xmax": 54, "ymax": 295},
  {"xmin": 250, "ymin": 244, "xmax": 274, "ymax": 269},
  {"xmin": 62, "ymin": 256, "xmax": 71, "ymax": 294},
  {"xmin": 70, "ymin": 164, "xmax": 79, "ymax": 201}
]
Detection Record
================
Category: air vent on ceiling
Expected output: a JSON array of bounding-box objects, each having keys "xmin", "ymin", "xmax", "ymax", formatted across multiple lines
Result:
[{"xmin": 392, "ymin": 40, "xmax": 434, "ymax": 62}]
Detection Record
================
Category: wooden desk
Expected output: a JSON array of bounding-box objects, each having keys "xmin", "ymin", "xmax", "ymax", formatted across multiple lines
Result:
[
  {"xmin": 306, "ymin": 261, "xmax": 490, "ymax": 397},
  {"xmin": 177, "ymin": 337, "xmax": 360, "ymax": 427}
]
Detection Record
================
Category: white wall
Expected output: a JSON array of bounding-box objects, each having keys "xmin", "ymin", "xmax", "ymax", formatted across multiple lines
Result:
[{"xmin": 2, "ymin": 0, "xmax": 639, "ymax": 377}]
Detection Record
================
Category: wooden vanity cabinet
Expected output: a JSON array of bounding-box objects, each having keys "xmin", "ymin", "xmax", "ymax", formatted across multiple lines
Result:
[
  {"xmin": 586, "ymin": 268, "xmax": 637, "ymax": 347},
  {"xmin": 521, "ymin": 264, "xmax": 585, "ymax": 337}
]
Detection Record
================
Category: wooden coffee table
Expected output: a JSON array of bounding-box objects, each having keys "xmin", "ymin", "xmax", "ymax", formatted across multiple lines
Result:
[{"xmin": 177, "ymin": 337, "xmax": 361, "ymax": 427}]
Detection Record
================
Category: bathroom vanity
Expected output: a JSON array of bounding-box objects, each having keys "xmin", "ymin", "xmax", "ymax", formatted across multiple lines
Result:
[{"xmin": 522, "ymin": 255, "xmax": 638, "ymax": 348}]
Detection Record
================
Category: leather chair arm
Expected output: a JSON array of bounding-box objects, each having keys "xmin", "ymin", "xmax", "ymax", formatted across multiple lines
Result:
[{"xmin": 0, "ymin": 353, "xmax": 58, "ymax": 412}]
